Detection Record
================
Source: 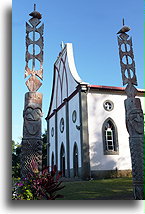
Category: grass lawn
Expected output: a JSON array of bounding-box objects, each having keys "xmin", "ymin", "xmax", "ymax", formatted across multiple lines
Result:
[{"xmin": 57, "ymin": 178, "xmax": 133, "ymax": 200}]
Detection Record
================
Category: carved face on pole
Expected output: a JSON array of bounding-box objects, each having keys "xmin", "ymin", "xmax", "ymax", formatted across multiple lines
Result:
[
  {"xmin": 125, "ymin": 97, "xmax": 144, "ymax": 136},
  {"xmin": 23, "ymin": 106, "xmax": 42, "ymax": 136},
  {"xmin": 23, "ymin": 92, "xmax": 43, "ymax": 137},
  {"xmin": 127, "ymin": 109, "xmax": 144, "ymax": 136}
]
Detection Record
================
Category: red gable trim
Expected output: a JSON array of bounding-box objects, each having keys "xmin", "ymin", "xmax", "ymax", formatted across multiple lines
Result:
[
  {"xmin": 88, "ymin": 85, "xmax": 145, "ymax": 93},
  {"xmin": 46, "ymin": 84, "xmax": 144, "ymax": 120},
  {"xmin": 88, "ymin": 85, "xmax": 124, "ymax": 91},
  {"xmin": 45, "ymin": 85, "xmax": 81, "ymax": 120}
]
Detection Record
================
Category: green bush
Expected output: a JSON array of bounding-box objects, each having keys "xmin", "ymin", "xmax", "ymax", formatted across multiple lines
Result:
[{"xmin": 12, "ymin": 162, "xmax": 64, "ymax": 200}]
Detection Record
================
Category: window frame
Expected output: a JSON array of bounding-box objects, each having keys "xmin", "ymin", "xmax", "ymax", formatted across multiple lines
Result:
[
  {"xmin": 60, "ymin": 143, "xmax": 65, "ymax": 177},
  {"xmin": 105, "ymin": 127, "xmax": 114, "ymax": 151},
  {"xmin": 60, "ymin": 118, "xmax": 64, "ymax": 133},
  {"xmin": 103, "ymin": 100, "xmax": 114, "ymax": 111},
  {"xmin": 51, "ymin": 152, "xmax": 54, "ymax": 171},
  {"xmin": 73, "ymin": 142, "xmax": 79, "ymax": 177},
  {"xmin": 102, "ymin": 118, "xmax": 119, "ymax": 155}
]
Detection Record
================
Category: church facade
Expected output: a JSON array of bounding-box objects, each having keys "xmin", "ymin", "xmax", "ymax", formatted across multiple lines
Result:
[{"xmin": 45, "ymin": 43, "xmax": 144, "ymax": 180}]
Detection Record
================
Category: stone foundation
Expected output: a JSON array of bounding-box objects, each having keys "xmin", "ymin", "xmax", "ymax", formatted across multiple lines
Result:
[
  {"xmin": 58, "ymin": 168, "xmax": 132, "ymax": 181},
  {"xmin": 91, "ymin": 169, "xmax": 132, "ymax": 179}
]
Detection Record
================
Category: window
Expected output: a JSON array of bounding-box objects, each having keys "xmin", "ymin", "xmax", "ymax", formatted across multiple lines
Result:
[
  {"xmin": 73, "ymin": 143, "xmax": 78, "ymax": 177},
  {"xmin": 105, "ymin": 127, "xmax": 114, "ymax": 151},
  {"xmin": 102, "ymin": 118, "xmax": 119, "ymax": 155},
  {"xmin": 72, "ymin": 110, "xmax": 77, "ymax": 123},
  {"xmin": 51, "ymin": 152, "xmax": 54, "ymax": 171},
  {"xmin": 60, "ymin": 143, "xmax": 65, "ymax": 177},
  {"xmin": 103, "ymin": 100, "xmax": 114, "ymax": 111},
  {"xmin": 60, "ymin": 118, "xmax": 64, "ymax": 133},
  {"xmin": 51, "ymin": 127, "xmax": 54, "ymax": 137}
]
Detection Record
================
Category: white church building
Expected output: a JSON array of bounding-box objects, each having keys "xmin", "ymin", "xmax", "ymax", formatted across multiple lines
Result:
[{"xmin": 45, "ymin": 43, "xmax": 144, "ymax": 180}]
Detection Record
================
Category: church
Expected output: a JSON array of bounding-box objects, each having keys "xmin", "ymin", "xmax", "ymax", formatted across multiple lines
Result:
[{"xmin": 45, "ymin": 43, "xmax": 144, "ymax": 180}]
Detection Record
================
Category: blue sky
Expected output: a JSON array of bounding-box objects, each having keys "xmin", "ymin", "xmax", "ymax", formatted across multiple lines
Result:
[{"xmin": 12, "ymin": 0, "xmax": 144, "ymax": 143}]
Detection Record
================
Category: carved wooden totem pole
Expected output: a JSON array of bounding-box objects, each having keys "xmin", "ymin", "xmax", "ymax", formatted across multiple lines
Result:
[
  {"xmin": 117, "ymin": 19, "xmax": 144, "ymax": 199},
  {"xmin": 21, "ymin": 4, "xmax": 44, "ymax": 177}
]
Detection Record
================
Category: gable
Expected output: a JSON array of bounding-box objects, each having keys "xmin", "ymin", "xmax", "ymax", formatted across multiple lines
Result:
[{"xmin": 46, "ymin": 43, "xmax": 86, "ymax": 118}]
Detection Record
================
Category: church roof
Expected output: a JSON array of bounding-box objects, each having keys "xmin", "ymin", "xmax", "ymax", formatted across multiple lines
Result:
[{"xmin": 88, "ymin": 85, "xmax": 145, "ymax": 93}]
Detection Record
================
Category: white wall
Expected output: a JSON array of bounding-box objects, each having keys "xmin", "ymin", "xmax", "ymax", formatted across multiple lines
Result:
[
  {"xmin": 49, "ymin": 116, "xmax": 56, "ymax": 168},
  {"xmin": 48, "ymin": 43, "xmax": 84, "ymax": 116},
  {"xmin": 68, "ymin": 93, "xmax": 82, "ymax": 169},
  {"xmin": 87, "ymin": 91, "xmax": 133, "ymax": 171},
  {"xmin": 57, "ymin": 105, "xmax": 67, "ymax": 171},
  {"xmin": 48, "ymin": 43, "xmax": 85, "ymax": 173}
]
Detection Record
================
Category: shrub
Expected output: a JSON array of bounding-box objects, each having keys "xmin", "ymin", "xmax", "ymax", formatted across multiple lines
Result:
[{"xmin": 12, "ymin": 160, "xmax": 64, "ymax": 200}]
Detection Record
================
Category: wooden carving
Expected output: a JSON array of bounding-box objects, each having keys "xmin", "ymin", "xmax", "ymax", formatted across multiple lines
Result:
[
  {"xmin": 21, "ymin": 4, "xmax": 44, "ymax": 178},
  {"xmin": 117, "ymin": 20, "xmax": 144, "ymax": 199},
  {"xmin": 25, "ymin": 4, "xmax": 44, "ymax": 92}
]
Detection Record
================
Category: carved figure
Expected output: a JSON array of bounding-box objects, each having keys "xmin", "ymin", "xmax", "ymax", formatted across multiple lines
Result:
[
  {"xmin": 21, "ymin": 139, "xmax": 43, "ymax": 176},
  {"xmin": 117, "ymin": 19, "xmax": 144, "ymax": 199},
  {"xmin": 23, "ymin": 106, "xmax": 42, "ymax": 136},
  {"xmin": 21, "ymin": 5, "xmax": 44, "ymax": 178},
  {"xmin": 125, "ymin": 98, "xmax": 144, "ymax": 136},
  {"xmin": 117, "ymin": 26, "xmax": 130, "ymax": 34},
  {"xmin": 25, "ymin": 3, "xmax": 44, "ymax": 92}
]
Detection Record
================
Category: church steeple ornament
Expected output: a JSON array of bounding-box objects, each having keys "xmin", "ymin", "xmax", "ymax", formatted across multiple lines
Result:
[{"xmin": 117, "ymin": 19, "xmax": 144, "ymax": 200}]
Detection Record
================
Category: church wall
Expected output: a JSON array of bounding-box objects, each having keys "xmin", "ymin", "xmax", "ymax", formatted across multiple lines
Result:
[
  {"xmin": 87, "ymin": 91, "xmax": 133, "ymax": 172},
  {"xmin": 46, "ymin": 42, "xmax": 145, "ymax": 179},
  {"xmin": 65, "ymin": 56, "xmax": 78, "ymax": 96},
  {"xmin": 48, "ymin": 44, "xmax": 82, "ymax": 117},
  {"xmin": 57, "ymin": 105, "xmax": 67, "ymax": 171},
  {"xmin": 68, "ymin": 93, "xmax": 82, "ymax": 172},
  {"xmin": 49, "ymin": 71, "xmax": 58, "ymax": 114},
  {"xmin": 48, "ymin": 115, "xmax": 56, "ymax": 168}
]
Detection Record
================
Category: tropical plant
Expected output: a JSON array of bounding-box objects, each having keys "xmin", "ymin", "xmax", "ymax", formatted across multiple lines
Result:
[{"xmin": 12, "ymin": 159, "xmax": 64, "ymax": 200}]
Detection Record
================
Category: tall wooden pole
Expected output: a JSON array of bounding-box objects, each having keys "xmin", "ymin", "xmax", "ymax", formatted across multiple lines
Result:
[
  {"xmin": 117, "ymin": 20, "xmax": 144, "ymax": 199},
  {"xmin": 21, "ymin": 4, "xmax": 44, "ymax": 177}
]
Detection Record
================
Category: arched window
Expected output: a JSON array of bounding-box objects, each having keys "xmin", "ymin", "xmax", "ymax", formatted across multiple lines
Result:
[
  {"xmin": 60, "ymin": 143, "xmax": 65, "ymax": 177},
  {"xmin": 73, "ymin": 143, "xmax": 79, "ymax": 177},
  {"xmin": 51, "ymin": 152, "xmax": 54, "ymax": 171},
  {"xmin": 102, "ymin": 118, "xmax": 119, "ymax": 155}
]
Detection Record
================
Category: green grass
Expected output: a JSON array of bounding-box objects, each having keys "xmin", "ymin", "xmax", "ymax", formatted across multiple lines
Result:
[{"xmin": 57, "ymin": 178, "xmax": 133, "ymax": 200}]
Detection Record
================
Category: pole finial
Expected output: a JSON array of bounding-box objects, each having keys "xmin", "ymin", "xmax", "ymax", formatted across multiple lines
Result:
[
  {"xmin": 123, "ymin": 18, "xmax": 125, "ymax": 26},
  {"xmin": 34, "ymin": 3, "xmax": 36, "ymax": 11}
]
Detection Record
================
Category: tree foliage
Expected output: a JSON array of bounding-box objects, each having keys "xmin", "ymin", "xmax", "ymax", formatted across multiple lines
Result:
[
  {"xmin": 42, "ymin": 130, "xmax": 47, "ymax": 168},
  {"xmin": 12, "ymin": 141, "xmax": 21, "ymax": 178}
]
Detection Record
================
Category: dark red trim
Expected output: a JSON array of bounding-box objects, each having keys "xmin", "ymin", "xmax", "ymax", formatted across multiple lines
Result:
[
  {"xmin": 88, "ymin": 85, "xmax": 125, "ymax": 91},
  {"xmin": 46, "ymin": 83, "xmax": 144, "ymax": 120},
  {"xmin": 45, "ymin": 86, "xmax": 80, "ymax": 120},
  {"xmin": 88, "ymin": 85, "xmax": 145, "ymax": 93},
  {"xmin": 46, "ymin": 111, "xmax": 55, "ymax": 120},
  {"xmin": 68, "ymin": 85, "xmax": 81, "ymax": 101}
]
